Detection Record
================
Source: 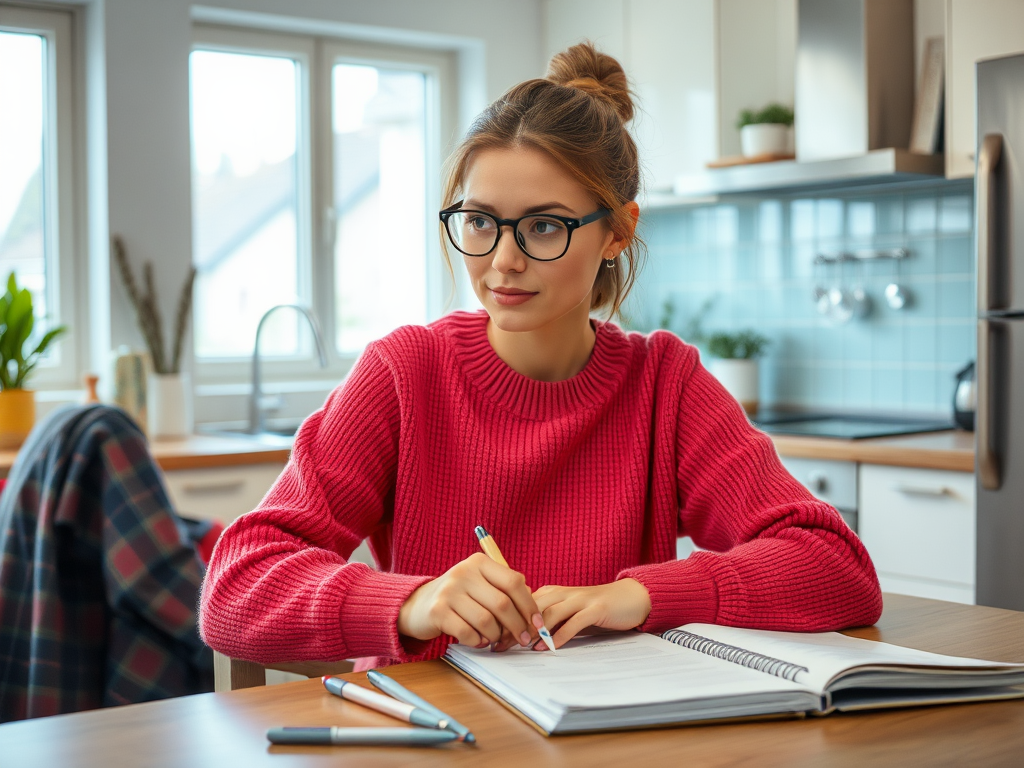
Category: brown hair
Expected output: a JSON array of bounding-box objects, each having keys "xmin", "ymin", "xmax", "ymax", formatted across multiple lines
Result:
[{"xmin": 440, "ymin": 42, "xmax": 645, "ymax": 319}]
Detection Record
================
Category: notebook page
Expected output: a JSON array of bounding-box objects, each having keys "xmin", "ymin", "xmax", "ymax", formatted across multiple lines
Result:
[
  {"xmin": 678, "ymin": 623, "xmax": 1024, "ymax": 694},
  {"xmin": 445, "ymin": 632, "xmax": 809, "ymax": 710}
]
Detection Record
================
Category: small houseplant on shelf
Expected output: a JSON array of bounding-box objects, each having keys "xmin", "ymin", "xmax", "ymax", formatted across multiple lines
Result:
[
  {"xmin": 0, "ymin": 272, "xmax": 67, "ymax": 449},
  {"xmin": 706, "ymin": 330, "xmax": 771, "ymax": 416},
  {"xmin": 112, "ymin": 236, "xmax": 196, "ymax": 438},
  {"xmin": 736, "ymin": 103, "xmax": 794, "ymax": 158}
]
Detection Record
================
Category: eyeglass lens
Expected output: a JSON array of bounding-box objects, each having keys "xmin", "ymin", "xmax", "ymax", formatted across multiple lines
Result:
[{"xmin": 446, "ymin": 212, "xmax": 570, "ymax": 260}]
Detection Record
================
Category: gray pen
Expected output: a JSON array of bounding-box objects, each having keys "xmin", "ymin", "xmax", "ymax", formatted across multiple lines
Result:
[
  {"xmin": 367, "ymin": 669, "xmax": 476, "ymax": 744},
  {"xmin": 267, "ymin": 726, "xmax": 458, "ymax": 746}
]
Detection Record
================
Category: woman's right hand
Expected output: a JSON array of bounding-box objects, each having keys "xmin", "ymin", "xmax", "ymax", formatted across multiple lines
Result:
[{"xmin": 397, "ymin": 552, "xmax": 542, "ymax": 649}]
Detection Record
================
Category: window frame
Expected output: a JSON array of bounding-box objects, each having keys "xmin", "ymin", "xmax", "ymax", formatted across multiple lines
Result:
[
  {"xmin": 0, "ymin": 5, "xmax": 81, "ymax": 390},
  {"xmin": 190, "ymin": 25, "xmax": 457, "ymax": 389}
]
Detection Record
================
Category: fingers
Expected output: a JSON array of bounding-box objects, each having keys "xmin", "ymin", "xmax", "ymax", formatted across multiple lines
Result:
[
  {"xmin": 449, "ymin": 593, "xmax": 505, "ymax": 647},
  {"xmin": 550, "ymin": 608, "xmax": 599, "ymax": 649},
  {"xmin": 438, "ymin": 612, "xmax": 485, "ymax": 648},
  {"xmin": 476, "ymin": 555, "xmax": 543, "ymax": 638},
  {"xmin": 532, "ymin": 584, "xmax": 567, "ymax": 612},
  {"xmin": 464, "ymin": 578, "xmax": 532, "ymax": 644}
]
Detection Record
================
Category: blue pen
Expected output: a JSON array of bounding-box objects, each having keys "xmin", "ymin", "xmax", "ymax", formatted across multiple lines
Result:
[
  {"xmin": 367, "ymin": 669, "xmax": 476, "ymax": 744},
  {"xmin": 267, "ymin": 727, "xmax": 458, "ymax": 746}
]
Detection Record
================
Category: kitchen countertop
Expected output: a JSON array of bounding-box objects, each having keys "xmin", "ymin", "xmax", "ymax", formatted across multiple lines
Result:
[
  {"xmin": 0, "ymin": 433, "xmax": 292, "ymax": 477},
  {"xmin": 0, "ymin": 428, "xmax": 975, "ymax": 478},
  {"xmin": 769, "ymin": 429, "xmax": 975, "ymax": 473}
]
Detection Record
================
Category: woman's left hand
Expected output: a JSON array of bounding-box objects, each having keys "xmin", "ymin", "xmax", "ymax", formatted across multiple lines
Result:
[{"xmin": 529, "ymin": 578, "xmax": 652, "ymax": 651}]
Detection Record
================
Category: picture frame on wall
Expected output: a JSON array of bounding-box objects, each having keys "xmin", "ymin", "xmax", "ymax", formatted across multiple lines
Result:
[{"xmin": 909, "ymin": 37, "xmax": 945, "ymax": 155}]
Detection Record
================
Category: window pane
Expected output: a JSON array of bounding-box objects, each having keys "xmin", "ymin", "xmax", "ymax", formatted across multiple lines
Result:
[
  {"xmin": 333, "ymin": 64, "xmax": 427, "ymax": 354},
  {"xmin": 0, "ymin": 32, "xmax": 50, "ymax": 332},
  {"xmin": 190, "ymin": 49, "xmax": 302, "ymax": 358}
]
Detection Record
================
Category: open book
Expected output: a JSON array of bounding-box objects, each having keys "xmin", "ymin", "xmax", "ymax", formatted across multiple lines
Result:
[{"xmin": 443, "ymin": 624, "xmax": 1024, "ymax": 735}]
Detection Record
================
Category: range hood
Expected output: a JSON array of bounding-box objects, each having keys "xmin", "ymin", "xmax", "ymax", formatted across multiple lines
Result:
[{"xmin": 672, "ymin": 0, "xmax": 945, "ymax": 200}]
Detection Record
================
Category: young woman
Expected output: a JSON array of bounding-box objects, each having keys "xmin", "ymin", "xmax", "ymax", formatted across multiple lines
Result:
[{"xmin": 199, "ymin": 44, "xmax": 882, "ymax": 670}]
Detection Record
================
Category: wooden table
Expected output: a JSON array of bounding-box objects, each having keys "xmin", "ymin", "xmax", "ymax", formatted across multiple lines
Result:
[{"xmin": 2, "ymin": 594, "xmax": 1022, "ymax": 767}]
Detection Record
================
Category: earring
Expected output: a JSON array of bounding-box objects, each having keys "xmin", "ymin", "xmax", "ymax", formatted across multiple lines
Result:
[{"xmin": 604, "ymin": 258, "xmax": 616, "ymax": 269}]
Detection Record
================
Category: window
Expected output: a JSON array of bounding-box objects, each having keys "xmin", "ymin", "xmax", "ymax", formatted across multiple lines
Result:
[
  {"xmin": 0, "ymin": 7, "xmax": 77, "ymax": 386},
  {"xmin": 189, "ymin": 27, "xmax": 455, "ymax": 380},
  {"xmin": 190, "ymin": 45, "xmax": 307, "ymax": 359}
]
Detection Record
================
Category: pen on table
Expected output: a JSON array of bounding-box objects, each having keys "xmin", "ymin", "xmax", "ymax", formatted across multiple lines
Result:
[
  {"xmin": 322, "ymin": 676, "xmax": 451, "ymax": 731},
  {"xmin": 474, "ymin": 525, "xmax": 557, "ymax": 653},
  {"xmin": 266, "ymin": 726, "xmax": 458, "ymax": 746},
  {"xmin": 367, "ymin": 669, "xmax": 476, "ymax": 744}
]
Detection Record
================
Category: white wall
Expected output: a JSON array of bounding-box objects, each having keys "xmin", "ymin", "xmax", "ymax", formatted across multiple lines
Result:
[{"xmin": 33, "ymin": 0, "xmax": 545, "ymax": 414}]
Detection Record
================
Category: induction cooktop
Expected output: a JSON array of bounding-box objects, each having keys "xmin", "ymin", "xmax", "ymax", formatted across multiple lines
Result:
[{"xmin": 752, "ymin": 414, "xmax": 954, "ymax": 440}]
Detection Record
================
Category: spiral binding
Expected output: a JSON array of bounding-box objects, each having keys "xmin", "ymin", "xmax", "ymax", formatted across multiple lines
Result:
[{"xmin": 662, "ymin": 629, "xmax": 809, "ymax": 683}]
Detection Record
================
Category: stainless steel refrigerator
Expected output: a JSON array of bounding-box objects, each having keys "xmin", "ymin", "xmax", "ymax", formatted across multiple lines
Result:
[{"xmin": 976, "ymin": 51, "xmax": 1024, "ymax": 610}]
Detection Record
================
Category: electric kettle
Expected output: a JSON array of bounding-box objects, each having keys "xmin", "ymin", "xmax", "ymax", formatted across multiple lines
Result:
[{"xmin": 953, "ymin": 361, "xmax": 976, "ymax": 431}]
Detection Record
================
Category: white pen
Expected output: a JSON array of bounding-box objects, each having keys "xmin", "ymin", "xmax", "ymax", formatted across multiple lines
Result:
[{"xmin": 322, "ymin": 677, "xmax": 450, "ymax": 730}]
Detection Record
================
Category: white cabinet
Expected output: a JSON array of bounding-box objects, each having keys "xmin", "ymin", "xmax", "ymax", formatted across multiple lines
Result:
[
  {"xmin": 162, "ymin": 462, "xmax": 376, "ymax": 566},
  {"xmin": 162, "ymin": 463, "xmax": 287, "ymax": 526},
  {"xmin": 945, "ymin": 0, "xmax": 1024, "ymax": 178},
  {"xmin": 543, "ymin": 0, "xmax": 795, "ymax": 188},
  {"xmin": 859, "ymin": 464, "xmax": 975, "ymax": 604}
]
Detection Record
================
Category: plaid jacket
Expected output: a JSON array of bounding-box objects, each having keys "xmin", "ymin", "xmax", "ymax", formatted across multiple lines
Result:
[{"xmin": 0, "ymin": 405, "xmax": 213, "ymax": 723}]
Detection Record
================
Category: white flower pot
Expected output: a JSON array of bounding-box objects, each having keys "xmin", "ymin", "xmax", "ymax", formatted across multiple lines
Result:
[
  {"xmin": 740, "ymin": 123, "xmax": 792, "ymax": 157},
  {"xmin": 147, "ymin": 372, "xmax": 193, "ymax": 439},
  {"xmin": 708, "ymin": 359, "xmax": 760, "ymax": 415}
]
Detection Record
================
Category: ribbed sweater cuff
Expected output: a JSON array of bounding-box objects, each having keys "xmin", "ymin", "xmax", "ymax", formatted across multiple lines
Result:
[
  {"xmin": 337, "ymin": 567, "xmax": 433, "ymax": 659},
  {"xmin": 618, "ymin": 554, "xmax": 734, "ymax": 633}
]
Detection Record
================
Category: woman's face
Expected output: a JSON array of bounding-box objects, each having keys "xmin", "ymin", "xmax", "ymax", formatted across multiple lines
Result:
[{"xmin": 458, "ymin": 146, "xmax": 622, "ymax": 334}]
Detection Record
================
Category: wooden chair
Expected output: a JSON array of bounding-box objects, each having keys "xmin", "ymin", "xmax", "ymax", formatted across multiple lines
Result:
[{"xmin": 213, "ymin": 651, "xmax": 354, "ymax": 692}]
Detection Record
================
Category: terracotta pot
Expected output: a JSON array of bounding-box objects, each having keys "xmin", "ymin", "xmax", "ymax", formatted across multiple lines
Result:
[
  {"xmin": 708, "ymin": 359, "xmax": 760, "ymax": 415},
  {"xmin": 0, "ymin": 388, "xmax": 36, "ymax": 450}
]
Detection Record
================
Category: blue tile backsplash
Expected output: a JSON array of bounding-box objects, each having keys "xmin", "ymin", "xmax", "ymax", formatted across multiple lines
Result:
[{"xmin": 623, "ymin": 180, "xmax": 976, "ymax": 416}]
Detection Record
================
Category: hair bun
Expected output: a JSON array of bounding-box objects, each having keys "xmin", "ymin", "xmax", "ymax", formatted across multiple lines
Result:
[{"xmin": 546, "ymin": 42, "xmax": 634, "ymax": 122}]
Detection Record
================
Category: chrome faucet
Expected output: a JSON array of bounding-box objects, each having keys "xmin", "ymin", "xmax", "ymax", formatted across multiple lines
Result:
[{"xmin": 250, "ymin": 304, "xmax": 328, "ymax": 434}]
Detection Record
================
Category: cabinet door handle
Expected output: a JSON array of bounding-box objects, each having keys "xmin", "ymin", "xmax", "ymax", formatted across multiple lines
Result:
[
  {"xmin": 894, "ymin": 485, "xmax": 955, "ymax": 499},
  {"xmin": 180, "ymin": 479, "xmax": 245, "ymax": 495}
]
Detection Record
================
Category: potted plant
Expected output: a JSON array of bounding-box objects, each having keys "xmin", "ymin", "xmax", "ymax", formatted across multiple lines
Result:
[
  {"xmin": 706, "ymin": 330, "xmax": 771, "ymax": 415},
  {"xmin": 0, "ymin": 273, "xmax": 68, "ymax": 449},
  {"xmin": 112, "ymin": 237, "xmax": 196, "ymax": 438},
  {"xmin": 736, "ymin": 103, "xmax": 794, "ymax": 158}
]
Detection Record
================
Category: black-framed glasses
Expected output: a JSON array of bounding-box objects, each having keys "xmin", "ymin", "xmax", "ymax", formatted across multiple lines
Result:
[{"xmin": 439, "ymin": 201, "xmax": 610, "ymax": 262}]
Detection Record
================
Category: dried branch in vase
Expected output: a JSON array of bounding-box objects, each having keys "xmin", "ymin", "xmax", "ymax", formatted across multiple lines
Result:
[{"xmin": 111, "ymin": 236, "xmax": 196, "ymax": 375}]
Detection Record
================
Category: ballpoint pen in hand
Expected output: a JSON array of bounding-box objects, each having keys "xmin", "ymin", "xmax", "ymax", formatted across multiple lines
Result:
[
  {"xmin": 474, "ymin": 525, "xmax": 557, "ymax": 653},
  {"xmin": 367, "ymin": 669, "xmax": 476, "ymax": 744},
  {"xmin": 322, "ymin": 676, "xmax": 451, "ymax": 730}
]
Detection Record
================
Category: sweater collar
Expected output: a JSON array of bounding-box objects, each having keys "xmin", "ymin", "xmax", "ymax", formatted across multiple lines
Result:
[{"xmin": 439, "ymin": 310, "xmax": 634, "ymax": 421}]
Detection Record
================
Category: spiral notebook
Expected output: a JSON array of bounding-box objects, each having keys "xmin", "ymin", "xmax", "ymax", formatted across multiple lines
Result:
[{"xmin": 443, "ymin": 623, "xmax": 1024, "ymax": 735}]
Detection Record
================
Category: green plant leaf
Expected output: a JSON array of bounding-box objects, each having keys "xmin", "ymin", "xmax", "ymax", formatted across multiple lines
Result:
[
  {"xmin": 707, "ymin": 329, "xmax": 771, "ymax": 359},
  {"xmin": 736, "ymin": 102, "xmax": 794, "ymax": 129},
  {"xmin": 28, "ymin": 325, "xmax": 66, "ymax": 359},
  {"xmin": 0, "ymin": 272, "xmax": 67, "ymax": 390}
]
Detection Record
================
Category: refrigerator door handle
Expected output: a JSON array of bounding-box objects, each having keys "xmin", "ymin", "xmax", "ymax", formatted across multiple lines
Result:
[
  {"xmin": 977, "ymin": 134, "xmax": 1003, "ymax": 314},
  {"xmin": 978, "ymin": 319, "xmax": 1000, "ymax": 490}
]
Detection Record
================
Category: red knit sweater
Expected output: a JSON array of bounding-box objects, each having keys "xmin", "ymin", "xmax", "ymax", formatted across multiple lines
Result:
[{"xmin": 199, "ymin": 310, "xmax": 882, "ymax": 669}]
